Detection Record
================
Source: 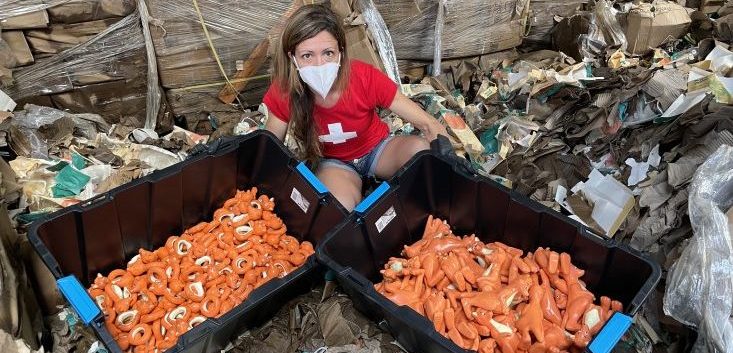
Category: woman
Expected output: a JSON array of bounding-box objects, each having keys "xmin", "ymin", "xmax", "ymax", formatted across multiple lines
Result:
[{"xmin": 263, "ymin": 4, "xmax": 447, "ymax": 211}]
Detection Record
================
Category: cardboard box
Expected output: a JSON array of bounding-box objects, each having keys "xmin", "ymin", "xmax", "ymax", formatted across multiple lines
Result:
[
  {"xmin": 25, "ymin": 18, "xmax": 119, "ymax": 55},
  {"xmin": 47, "ymin": 0, "xmax": 136, "ymax": 23},
  {"xmin": 0, "ymin": 10, "xmax": 49, "ymax": 30},
  {"xmin": 1, "ymin": 31, "xmax": 34, "ymax": 67},
  {"xmin": 373, "ymin": 0, "xmax": 528, "ymax": 60},
  {"xmin": 330, "ymin": 0, "xmax": 354, "ymax": 19},
  {"xmin": 625, "ymin": 1, "xmax": 692, "ymax": 55},
  {"xmin": 331, "ymin": 0, "xmax": 385, "ymax": 72},
  {"xmin": 345, "ymin": 26, "xmax": 384, "ymax": 72}
]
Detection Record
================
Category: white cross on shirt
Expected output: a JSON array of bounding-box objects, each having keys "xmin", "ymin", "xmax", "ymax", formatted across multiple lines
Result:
[{"xmin": 318, "ymin": 123, "xmax": 357, "ymax": 144}]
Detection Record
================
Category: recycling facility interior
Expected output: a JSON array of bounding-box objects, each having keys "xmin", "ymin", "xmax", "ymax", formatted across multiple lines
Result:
[{"xmin": 1, "ymin": 0, "xmax": 733, "ymax": 352}]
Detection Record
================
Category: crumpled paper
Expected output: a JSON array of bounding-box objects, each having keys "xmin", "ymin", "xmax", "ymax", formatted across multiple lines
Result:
[
  {"xmin": 0, "ymin": 206, "xmax": 42, "ymax": 350},
  {"xmin": 46, "ymin": 308, "xmax": 96, "ymax": 353},
  {"xmin": 0, "ymin": 329, "xmax": 43, "ymax": 353}
]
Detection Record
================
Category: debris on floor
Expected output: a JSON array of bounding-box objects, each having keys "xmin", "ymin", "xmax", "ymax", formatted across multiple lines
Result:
[
  {"xmin": 2, "ymin": 0, "xmax": 733, "ymax": 352},
  {"xmin": 227, "ymin": 286, "xmax": 402, "ymax": 353}
]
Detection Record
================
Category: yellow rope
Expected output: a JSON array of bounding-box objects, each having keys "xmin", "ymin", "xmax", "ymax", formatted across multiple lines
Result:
[
  {"xmin": 170, "ymin": 74, "xmax": 272, "ymax": 92},
  {"xmin": 191, "ymin": 0, "xmax": 245, "ymax": 108}
]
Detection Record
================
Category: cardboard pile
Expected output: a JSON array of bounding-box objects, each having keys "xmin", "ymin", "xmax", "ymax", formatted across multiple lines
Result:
[
  {"xmin": 0, "ymin": 1, "xmax": 171, "ymax": 132},
  {"xmin": 146, "ymin": 0, "xmax": 385, "ymax": 133},
  {"xmin": 373, "ymin": 0, "xmax": 530, "ymax": 61}
]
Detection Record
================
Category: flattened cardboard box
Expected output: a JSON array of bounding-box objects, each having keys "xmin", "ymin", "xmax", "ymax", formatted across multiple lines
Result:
[
  {"xmin": 25, "ymin": 18, "xmax": 119, "ymax": 55},
  {"xmin": 345, "ymin": 26, "xmax": 384, "ymax": 72},
  {"xmin": 331, "ymin": 0, "xmax": 385, "ymax": 72},
  {"xmin": 0, "ymin": 31, "xmax": 34, "ymax": 67},
  {"xmin": 0, "ymin": 10, "xmax": 49, "ymax": 30},
  {"xmin": 374, "ymin": 0, "xmax": 527, "ymax": 60},
  {"xmin": 625, "ymin": 1, "xmax": 691, "ymax": 55},
  {"xmin": 47, "ymin": 0, "xmax": 136, "ymax": 24}
]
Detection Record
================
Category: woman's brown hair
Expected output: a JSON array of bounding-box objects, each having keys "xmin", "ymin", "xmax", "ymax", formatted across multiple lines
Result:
[{"xmin": 272, "ymin": 4, "xmax": 351, "ymax": 166}]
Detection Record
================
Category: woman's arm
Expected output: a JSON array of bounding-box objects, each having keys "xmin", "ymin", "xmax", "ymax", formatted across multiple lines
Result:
[
  {"xmin": 264, "ymin": 105, "xmax": 289, "ymax": 141},
  {"xmin": 388, "ymin": 91, "xmax": 448, "ymax": 141}
]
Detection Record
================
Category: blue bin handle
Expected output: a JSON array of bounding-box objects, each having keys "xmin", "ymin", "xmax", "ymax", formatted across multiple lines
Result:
[
  {"xmin": 296, "ymin": 162, "xmax": 328, "ymax": 195},
  {"xmin": 588, "ymin": 312, "xmax": 633, "ymax": 353},
  {"xmin": 354, "ymin": 181, "xmax": 390, "ymax": 214},
  {"xmin": 57, "ymin": 275, "xmax": 101, "ymax": 325}
]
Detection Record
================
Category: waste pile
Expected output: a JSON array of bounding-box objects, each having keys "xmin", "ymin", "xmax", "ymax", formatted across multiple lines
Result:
[{"xmin": 1, "ymin": 0, "xmax": 732, "ymax": 352}]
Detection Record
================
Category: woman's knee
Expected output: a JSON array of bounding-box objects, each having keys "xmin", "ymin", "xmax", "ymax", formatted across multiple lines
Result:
[
  {"xmin": 330, "ymin": 185, "xmax": 361, "ymax": 211},
  {"xmin": 400, "ymin": 136, "xmax": 429, "ymax": 160},
  {"xmin": 316, "ymin": 166, "xmax": 362, "ymax": 211},
  {"xmin": 410, "ymin": 137, "xmax": 430, "ymax": 154}
]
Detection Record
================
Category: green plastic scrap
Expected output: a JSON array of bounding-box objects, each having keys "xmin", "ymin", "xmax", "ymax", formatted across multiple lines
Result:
[
  {"xmin": 56, "ymin": 308, "xmax": 80, "ymax": 336},
  {"xmin": 618, "ymin": 101, "xmax": 629, "ymax": 122},
  {"xmin": 16, "ymin": 211, "xmax": 49, "ymax": 224},
  {"xmin": 71, "ymin": 152, "xmax": 86, "ymax": 170},
  {"xmin": 653, "ymin": 115, "xmax": 677, "ymax": 124},
  {"xmin": 537, "ymin": 84, "xmax": 564, "ymax": 102},
  {"xmin": 52, "ymin": 165, "xmax": 91, "ymax": 198},
  {"xmin": 479, "ymin": 124, "xmax": 500, "ymax": 154},
  {"xmin": 46, "ymin": 161, "xmax": 69, "ymax": 172}
]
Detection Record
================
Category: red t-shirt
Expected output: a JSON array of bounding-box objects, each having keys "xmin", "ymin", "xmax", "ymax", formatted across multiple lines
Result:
[{"xmin": 263, "ymin": 60, "xmax": 397, "ymax": 161}]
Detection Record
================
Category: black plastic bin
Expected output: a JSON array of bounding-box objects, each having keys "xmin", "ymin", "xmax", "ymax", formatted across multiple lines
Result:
[
  {"xmin": 317, "ymin": 151, "xmax": 662, "ymax": 353},
  {"xmin": 28, "ymin": 130, "xmax": 348, "ymax": 353}
]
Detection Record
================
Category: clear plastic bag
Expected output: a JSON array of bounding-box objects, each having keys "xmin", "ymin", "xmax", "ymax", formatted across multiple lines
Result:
[
  {"xmin": 663, "ymin": 145, "xmax": 733, "ymax": 353},
  {"xmin": 432, "ymin": 0, "xmax": 446, "ymax": 77},
  {"xmin": 9, "ymin": 104, "xmax": 110, "ymax": 159},
  {"xmin": 594, "ymin": 0, "xmax": 627, "ymax": 51},
  {"xmin": 358, "ymin": 0, "xmax": 402, "ymax": 84}
]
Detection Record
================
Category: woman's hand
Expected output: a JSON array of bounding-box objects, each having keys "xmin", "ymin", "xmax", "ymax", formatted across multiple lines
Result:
[{"xmin": 388, "ymin": 91, "xmax": 449, "ymax": 142}]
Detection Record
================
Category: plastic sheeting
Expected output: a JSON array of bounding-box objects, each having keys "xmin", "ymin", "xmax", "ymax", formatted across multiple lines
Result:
[
  {"xmin": 5, "ymin": 13, "xmax": 141, "ymax": 97},
  {"xmin": 2, "ymin": 8, "xmax": 167, "ymax": 130},
  {"xmin": 357, "ymin": 0, "xmax": 401, "ymax": 84},
  {"xmin": 0, "ymin": 1, "xmax": 136, "ymax": 21},
  {"xmin": 147, "ymin": 0, "xmax": 295, "ymax": 90},
  {"xmin": 664, "ymin": 145, "xmax": 733, "ymax": 353},
  {"xmin": 373, "ymin": 0, "xmax": 529, "ymax": 61},
  {"xmin": 137, "ymin": 0, "xmax": 162, "ymax": 130},
  {"xmin": 145, "ymin": 0, "xmax": 302, "ymax": 122},
  {"xmin": 594, "ymin": 0, "xmax": 626, "ymax": 52},
  {"xmin": 0, "ymin": 1, "xmax": 70, "ymax": 20},
  {"xmin": 8, "ymin": 104, "xmax": 110, "ymax": 159}
]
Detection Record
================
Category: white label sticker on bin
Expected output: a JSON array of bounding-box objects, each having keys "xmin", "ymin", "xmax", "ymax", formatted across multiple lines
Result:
[
  {"xmin": 291, "ymin": 187, "xmax": 310, "ymax": 213},
  {"xmin": 375, "ymin": 206, "xmax": 396, "ymax": 233}
]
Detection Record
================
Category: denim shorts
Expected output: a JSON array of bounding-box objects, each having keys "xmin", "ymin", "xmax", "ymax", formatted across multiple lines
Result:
[{"xmin": 319, "ymin": 136, "xmax": 393, "ymax": 178}]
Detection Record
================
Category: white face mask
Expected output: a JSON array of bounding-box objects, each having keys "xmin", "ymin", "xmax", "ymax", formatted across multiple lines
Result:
[{"xmin": 293, "ymin": 54, "xmax": 340, "ymax": 99}]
